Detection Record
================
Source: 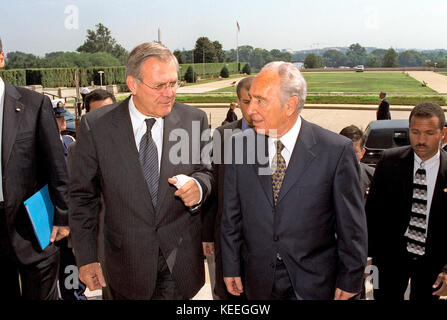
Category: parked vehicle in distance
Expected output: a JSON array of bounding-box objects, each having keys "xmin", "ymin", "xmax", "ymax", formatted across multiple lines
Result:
[
  {"xmin": 354, "ymin": 65, "xmax": 364, "ymax": 72},
  {"xmin": 361, "ymin": 119, "xmax": 410, "ymax": 167}
]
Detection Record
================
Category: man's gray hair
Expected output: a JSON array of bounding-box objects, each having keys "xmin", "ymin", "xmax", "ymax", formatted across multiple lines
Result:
[
  {"xmin": 125, "ymin": 42, "xmax": 179, "ymax": 79},
  {"xmin": 260, "ymin": 61, "xmax": 307, "ymax": 111},
  {"xmin": 0, "ymin": 38, "xmax": 3, "ymax": 53}
]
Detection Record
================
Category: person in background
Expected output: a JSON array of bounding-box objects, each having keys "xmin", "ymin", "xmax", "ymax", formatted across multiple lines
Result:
[
  {"xmin": 84, "ymin": 89, "xmax": 116, "ymax": 113},
  {"xmin": 223, "ymin": 102, "xmax": 238, "ymax": 125},
  {"xmin": 51, "ymin": 100, "xmax": 87, "ymax": 300},
  {"xmin": 377, "ymin": 91, "xmax": 391, "ymax": 120},
  {"xmin": 202, "ymin": 76, "xmax": 254, "ymax": 300},
  {"xmin": 366, "ymin": 102, "xmax": 447, "ymax": 300}
]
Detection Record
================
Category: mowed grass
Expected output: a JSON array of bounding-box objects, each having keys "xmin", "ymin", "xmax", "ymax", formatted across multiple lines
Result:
[{"xmin": 212, "ymin": 72, "xmax": 435, "ymax": 93}]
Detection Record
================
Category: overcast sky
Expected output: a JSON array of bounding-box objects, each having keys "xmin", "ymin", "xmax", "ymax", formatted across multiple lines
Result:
[{"xmin": 1, "ymin": 0, "xmax": 446, "ymax": 56}]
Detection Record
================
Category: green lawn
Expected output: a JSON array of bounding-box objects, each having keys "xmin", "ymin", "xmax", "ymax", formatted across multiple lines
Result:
[{"xmin": 212, "ymin": 72, "xmax": 435, "ymax": 94}]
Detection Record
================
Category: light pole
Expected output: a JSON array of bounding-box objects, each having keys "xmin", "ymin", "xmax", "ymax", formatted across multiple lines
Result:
[
  {"xmin": 202, "ymin": 48, "xmax": 205, "ymax": 79},
  {"xmin": 98, "ymin": 70, "xmax": 104, "ymax": 87}
]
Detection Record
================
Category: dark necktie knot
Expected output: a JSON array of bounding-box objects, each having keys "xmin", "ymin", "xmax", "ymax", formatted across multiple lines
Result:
[{"xmin": 145, "ymin": 118, "xmax": 156, "ymax": 136}]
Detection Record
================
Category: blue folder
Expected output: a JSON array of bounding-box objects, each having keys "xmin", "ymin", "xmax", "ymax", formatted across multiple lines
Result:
[{"xmin": 24, "ymin": 185, "xmax": 54, "ymax": 250}]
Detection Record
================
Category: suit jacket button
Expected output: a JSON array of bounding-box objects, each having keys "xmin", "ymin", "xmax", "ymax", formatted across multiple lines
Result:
[{"xmin": 274, "ymin": 236, "xmax": 279, "ymax": 241}]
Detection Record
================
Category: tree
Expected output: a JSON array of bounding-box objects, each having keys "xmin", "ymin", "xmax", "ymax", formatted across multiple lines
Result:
[
  {"xmin": 346, "ymin": 43, "xmax": 367, "ymax": 66},
  {"xmin": 173, "ymin": 49, "xmax": 185, "ymax": 64},
  {"xmin": 366, "ymin": 54, "xmax": 381, "ymax": 67},
  {"xmin": 213, "ymin": 41, "xmax": 226, "ymax": 63},
  {"xmin": 77, "ymin": 23, "xmax": 128, "ymax": 65},
  {"xmin": 5, "ymin": 51, "xmax": 42, "ymax": 69},
  {"xmin": 323, "ymin": 49, "xmax": 348, "ymax": 67},
  {"xmin": 242, "ymin": 63, "xmax": 251, "ymax": 75},
  {"xmin": 304, "ymin": 53, "xmax": 324, "ymax": 68},
  {"xmin": 220, "ymin": 66, "xmax": 229, "ymax": 78},
  {"xmin": 398, "ymin": 50, "xmax": 424, "ymax": 67},
  {"xmin": 194, "ymin": 37, "xmax": 217, "ymax": 63},
  {"xmin": 382, "ymin": 48, "xmax": 399, "ymax": 67},
  {"xmin": 184, "ymin": 66, "xmax": 197, "ymax": 83}
]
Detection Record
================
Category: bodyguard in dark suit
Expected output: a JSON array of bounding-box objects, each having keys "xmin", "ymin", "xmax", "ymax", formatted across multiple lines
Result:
[
  {"xmin": 202, "ymin": 76, "xmax": 254, "ymax": 299},
  {"xmin": 376, "ymin": 91, "xmax": 391, "ymax": 120},
  {"xmin": 0, "ymin": 38, "xmax": 70, "ymax": 299},
  {"xmin": 221, "ymin": 62, "xmax": 367, "ymax": 300},
  {"xmin": 69, "ymin": 42, "xmax": 213, "ymax": 300},
  {"xmin": 366, "ymin": 102, "xmax": 447, "ymax": 300}
]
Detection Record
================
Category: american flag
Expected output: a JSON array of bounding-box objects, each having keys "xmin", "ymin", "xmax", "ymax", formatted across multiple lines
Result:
[{"xmin": 237, "ymin": 21, "xmax": 240, "ymax": 32}]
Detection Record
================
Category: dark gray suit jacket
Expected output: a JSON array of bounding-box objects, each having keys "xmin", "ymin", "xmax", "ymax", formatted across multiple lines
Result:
[
  {"xmin": 2, "ymin": 82, "xmax": 69, "ymax": 264},
  {"xmin": 359, "ymin": 162, "xmax": 375, "ymax": 204},
  {"xmin": 221, "ymin": 118, "xmax": 368, "ymax": 299},
  {"xmin": 69, "ymin": 98, "xmax": 213, "ymax": 299}
]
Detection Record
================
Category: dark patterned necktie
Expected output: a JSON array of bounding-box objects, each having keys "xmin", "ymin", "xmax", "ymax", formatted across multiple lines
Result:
[
  {"xmin": 139, "ymin": 118, "xmax": 159, "ymax": 208},
  {"xmin": 272, "ymin": 140, "xmax": 286, "ymax": 206},
  {"xmin": 405, "ymin": 165, "xmax": 427, "ymax": 257}
]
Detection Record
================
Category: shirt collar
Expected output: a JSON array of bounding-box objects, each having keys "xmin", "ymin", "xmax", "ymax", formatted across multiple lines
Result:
[
  {"xmin": 0, "ymin": 77, "xmax": 5, "ymax": 100},
  {"xmin": 128, "ymin": 95, "xmax": 162, "ymax": 126},
  {"xmin": 414, "ymin": 149, "xmax": 440, "ymax": 168},
  {"xmin": 273, "ymin": 115, "xmax": 302, "ymax": 154}
]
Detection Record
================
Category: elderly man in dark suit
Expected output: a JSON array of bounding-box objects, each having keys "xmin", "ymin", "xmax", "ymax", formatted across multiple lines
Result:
[
  {"xmin": 221, "ymin": 62, "xmax": 367, "ymax": 300},
  {"xmin": 202, "ymin": 76, "xmax": 254, "ymax": 299},
  {"xmin": 69, "ymin": 42, "xmax": 213, "ymax": 300},
  {"xmin": 0, "ymin": 37, "xmax": 70, "ymax": 299},
  {"xmin": 366, "ymin": 102, "xmax": 447, "ymax": 300},
  {"xmin": 377, "ymin": 91, "xmax": 391, "ymax": 120}
]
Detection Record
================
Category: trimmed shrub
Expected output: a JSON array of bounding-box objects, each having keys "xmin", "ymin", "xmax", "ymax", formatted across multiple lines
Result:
[
  {"xmin": 179, "ymin": 62, "xmax": 248, "ymax": 79},
  {"xmin": 220, "ymin": 66, "xmax": 230, "ymax": 78},
  {"xmin": 184, "ymin": 66, "xmax": 197, "ymax": 83},
  {"xmin": 242, "ymin": 63, "xmax": 251, "ymax": 75},
  {"xmin": 0, "ymin": 69, "xmax": 26, "ymax": 86}
]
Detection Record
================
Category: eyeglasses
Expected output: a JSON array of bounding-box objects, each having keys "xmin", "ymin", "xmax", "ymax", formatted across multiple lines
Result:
[{"xmin": 138, "ymin": 79, "xmax": 179, "ymax": 92}]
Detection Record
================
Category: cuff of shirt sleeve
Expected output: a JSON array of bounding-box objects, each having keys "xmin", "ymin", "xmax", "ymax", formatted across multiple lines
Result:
[{"xmin": 189, "ymin": 177, "xmax": 203, "ymax": 209}]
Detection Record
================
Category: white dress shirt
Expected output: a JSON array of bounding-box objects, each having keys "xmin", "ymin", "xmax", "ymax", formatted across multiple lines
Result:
[
  {"xmin": 128, "ymin": 96, "xmax": 202, "ymax": 203},
  {"xmin": 268, "ymin": 116, "xmax": 302, "ymax": 170},
  {"xmin": 413, "ymin": 151, "xmax": 440, "ymax": 235}
]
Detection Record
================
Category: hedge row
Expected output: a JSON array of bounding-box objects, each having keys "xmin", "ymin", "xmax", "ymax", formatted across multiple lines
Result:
[
  {"xmin": 2, "ymin": 62, "xmax": 248, "ymax": 87},
  {"xmin": 0, "ymin": 69, "xmax": 26, "ymax": 86},
  {"xmin": 179, "ymin": 62, "xmax": 248, "ymax": 79}
]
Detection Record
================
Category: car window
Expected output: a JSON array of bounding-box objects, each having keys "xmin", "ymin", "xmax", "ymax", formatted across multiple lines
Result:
[{"xmin": 64, "ymin": 110, "xmax": 75, "ymax": 121}]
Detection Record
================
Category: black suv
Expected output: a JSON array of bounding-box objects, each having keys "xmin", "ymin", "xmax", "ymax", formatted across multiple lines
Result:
[{"xmin": 361, "ymin": 119, "xmax": 410, "ymax": 167}]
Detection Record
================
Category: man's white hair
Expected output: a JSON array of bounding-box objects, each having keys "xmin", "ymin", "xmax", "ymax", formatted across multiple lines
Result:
[{"xmin": 260, "ymin": 61, "xmax": 307, "ymax": 111}]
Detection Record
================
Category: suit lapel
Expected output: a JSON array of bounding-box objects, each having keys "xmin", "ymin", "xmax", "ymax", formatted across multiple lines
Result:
[
  {"xmin": 427, "ymin": 151, "xmax": 447, "ymax": 241},
  {"xmin": 276, "ymin": 119, "xmax": 316, "ymax": 204},
  {"xmin": 252, "ymin": 131, "xmax": 274, "ymax": 207},
  {"xmin": 397, "ymin": 147, "xmax": 415, "ymax": 220},
  {"xmin": 110, "ymin": 98, "xmax": 155, "ymax": 216},
  {"xmin": 2, "ymin": 83, "xmax": 24, "ymax": 170},
  {"xmin": 156, "ymin": 103, "xmax": 181, "ymax": 213}
]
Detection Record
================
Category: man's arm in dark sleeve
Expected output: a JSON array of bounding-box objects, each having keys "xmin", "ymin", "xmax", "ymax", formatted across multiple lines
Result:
[
  {"xmin": 68, "ymin": 115, "xmax": 101, "ymax": 267},
  {"xmin": 333, "ymin": 141, "xmax": 368, "ymax": 294},
  {"xmin": 38, "ymin": 95, "xmax": 69, "ymax": 226}
]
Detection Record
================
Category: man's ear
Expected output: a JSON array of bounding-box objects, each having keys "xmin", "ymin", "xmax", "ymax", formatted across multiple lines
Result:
[
  {"xmin": 286, "ymin": 96, "xmax": 299, "ymax": 116},
  {"xmin": 442, "ymin": 127, "xmax": 447, "ymax": 142},
  {"xmin": 126, "ymin": 76, "xmax": 137, "ymax": 95},
  {"xmin": 0, "ymin": 52, "xmax": 5, "ymax": 69}
]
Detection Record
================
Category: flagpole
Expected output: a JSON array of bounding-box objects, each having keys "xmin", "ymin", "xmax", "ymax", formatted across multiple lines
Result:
[{"xmin": 236, "ymin": 22, "xmax": 239, "ymax": 72}]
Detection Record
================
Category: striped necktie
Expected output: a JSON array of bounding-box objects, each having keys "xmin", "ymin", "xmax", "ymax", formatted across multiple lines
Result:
[
  {"xmin": 139, "ymin": 118, "xmax": 159, "ymax": 208},
  {"xmin": 405, "ymin": 164, "xmax": 427, "ymax": 257}
]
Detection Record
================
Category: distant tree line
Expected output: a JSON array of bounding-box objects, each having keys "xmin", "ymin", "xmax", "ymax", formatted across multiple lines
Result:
[{"xmin": 302, "ymin": 43, "xmax": 447, "ymax": 68}]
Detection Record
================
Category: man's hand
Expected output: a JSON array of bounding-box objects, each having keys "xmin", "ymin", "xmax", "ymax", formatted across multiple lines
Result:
[
  {"xmin": 432, "ymin": 272, "xmax": 447, "ymax": 297},
  {"xmin": 202, "ymin": 242, "xmax": 214, "ymax": 257},
  {"xmin": 79, "ymin": 262, "xmax": 106, "ymax": 291},
  {"xmin": 224, "ymin": 277, "xmax": 243, "ymax": 296},
  {"xmin": 168, "ymin": 177, "xmax": 200, "ymax": 207},
  {"xmin": 50, "ymin": 226, "xmax": 70, "ymax": 242},
  {"xmin": 334, "ymin": 288, "xmax": 357, "ymax": 300}
]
